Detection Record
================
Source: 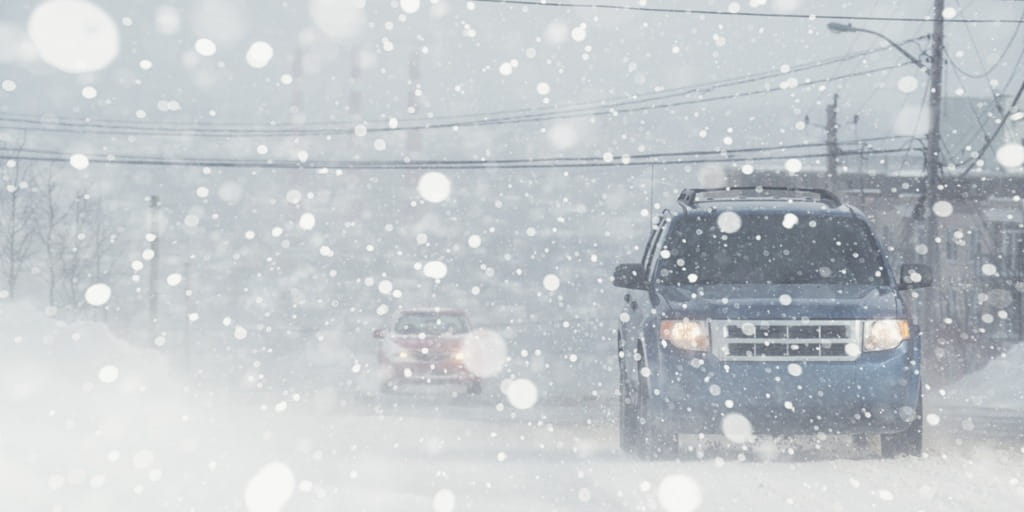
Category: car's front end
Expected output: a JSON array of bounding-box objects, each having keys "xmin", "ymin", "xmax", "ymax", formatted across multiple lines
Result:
[
  {"xmin": 375, "ymin": 310, "xmax": 483, "ymax": 394},
  {"xmin": 644, "ymin": 290, "xmax": 922, "ymax": 436},
  {"xmin": 616, "ymin": 193, "xmax": 932, "ymax": 458},
  {"xmin": 379, "ymin": 334, "xmax": 477, "ymax": 384}
]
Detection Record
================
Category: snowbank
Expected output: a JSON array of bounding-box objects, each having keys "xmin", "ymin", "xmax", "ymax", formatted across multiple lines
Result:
[
  {"xmin": 0, "ymin": 304, "xmax": 302, "ymax": 511},
  {"xmin": 0, "ymin": 304, "xmax": 191, "ymax": 509},
  {"xmin": 941, "ymin": 343, "xmax": 1024, "ymax": 410}
]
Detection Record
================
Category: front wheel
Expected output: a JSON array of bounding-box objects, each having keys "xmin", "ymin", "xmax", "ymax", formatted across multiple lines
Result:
[
  {"xmin": 880, "ymin": 399, "xmax": 923, "ymax": 458},
  {"xmin": 635, "ymin": 376, "xmax": 678, "ymax": 460},
  {"xmin": 618, "ymin": 376, "xmax": 639, "ymax": 453}
]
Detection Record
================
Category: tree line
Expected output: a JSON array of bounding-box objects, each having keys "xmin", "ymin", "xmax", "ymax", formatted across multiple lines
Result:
[{"xmin": 0, "ymin": 137, "xmax": 120, "ymax": 309}]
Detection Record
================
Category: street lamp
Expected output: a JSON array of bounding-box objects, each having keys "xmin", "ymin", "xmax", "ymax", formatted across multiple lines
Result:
[
  {"xmin": 826, "ymin": 23, "xmax": 927, "ymax": 69},
  {"xmin": 828, "ymin": 2, "xmax": 946, "ymax": 343}
]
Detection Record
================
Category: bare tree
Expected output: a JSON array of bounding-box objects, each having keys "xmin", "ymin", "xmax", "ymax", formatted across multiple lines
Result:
[
  {"xmin": 0, "ymin": 134, "xmax": 37, "ymax": 298},
  {"xmin": 81, "ymin": 196, "xmax": 120, "ymax": 310},
  {"xmin": 51, "ymin": 192, "xmax": 119, "ymax": 310},
  {"xmin": 38, "ymin": 167, "xmax": 71, "ymax": 306}
]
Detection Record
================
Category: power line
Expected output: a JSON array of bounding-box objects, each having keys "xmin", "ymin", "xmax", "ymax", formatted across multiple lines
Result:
[
  {"xmin": 945, "ymin": 58, "xmax": 996, "ymax": 160},
  {"xmin": 473, "ymin": 0, "xmax": 1024, "ymax": 23},
  {"xmin": 0, "ymin": 149, "xmax": 907, "ymax": 170},
  {"xmin": 0, "ymin": 40, "xmax": 926, "ymax": 137},
  {"xmin": 0, "ymin": 62, "xmax": 906, "ymax": 136},
  {"xmin": 946, "ymin": 39, "xmax": 1024, "ymax": 166},
  {"xmin": 0, "ymin": 63, "xmax": 911, "ymax": 137},
  {"xmin": 957, "ymin": 75, "xmax": 1024, "ymax": 176},
  {"xmin": 8, "ymin": 135, "xmax": 908, "ymax": 162},
  {"xmin": 1, "ymin": 141, "xmax": 910, "ymax": 170},
  {"xmin": 945, "ymin": 3, "xmax": 1024, "ymax": 79},
  {"xmin": 200, "ymin": 39, "xmax": 922, "ymax": 130},
  {"xmin": 6, "ymin": 137, "xmax": 908, "ymax": 165}
]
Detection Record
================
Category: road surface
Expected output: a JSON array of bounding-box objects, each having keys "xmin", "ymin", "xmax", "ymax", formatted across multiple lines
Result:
[{"xmin": 6, "ymin": 381, "xmax": 1022, "ymax": 512}]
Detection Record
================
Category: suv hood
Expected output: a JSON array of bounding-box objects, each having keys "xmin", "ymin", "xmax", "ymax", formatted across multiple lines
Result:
[{"xmin": 658, "ymin": 284, "xmax": 901, "ymax": 320}]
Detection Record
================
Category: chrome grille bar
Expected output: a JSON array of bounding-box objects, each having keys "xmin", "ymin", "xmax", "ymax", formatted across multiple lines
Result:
[{"xmin": 710, "ymin": 319, "xmax": 861, "ymax": 361}]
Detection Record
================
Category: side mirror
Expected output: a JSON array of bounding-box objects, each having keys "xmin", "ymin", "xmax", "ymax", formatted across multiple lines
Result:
[
  {"xmin": 372, "ymin": 328, "xmax": 388, "ymax": 339},
  {"xmin": 898, "ymin": 263, "xmax": 933, "ymax": 290},
  {"xmin": 613, "ymin": 263, "xmax": 648, "ymax": 290}
]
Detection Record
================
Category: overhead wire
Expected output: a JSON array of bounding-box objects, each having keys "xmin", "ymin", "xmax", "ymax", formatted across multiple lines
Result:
[
  {"xmin": 0, "ymin": 37, "xmax": 929, "ymax": 138},
  {"xmin": 896, "ymin": 89, "xmax": 931, "ymax": 172},
  {"xmin": 0, "ymin": 138, "xmax": 912, "ymax": 170},
  {"xmin": 473, "ymin": 0, "xmax": 1024, "ymax": 24},
  {"xmin": 944, "ymin": 61, "xmax": 996, "ymax": 162},
  {"xmin": 0, "ymin": 149, "xmax": 909, "ymax": 170},
  {"xmin": 956, "ymin": 72, "xmax": 1024, "ymax": 176},
  {"xmin": 3, "ymin": 41, "xmax": 911, "ymax": 133},
  {"xmin": 0, "ymin": 63, "xmax": 913, "ymax": 137},
  {"xmin": 944, "ymin": 3, "xmax": 1024, "ymax": 79}
]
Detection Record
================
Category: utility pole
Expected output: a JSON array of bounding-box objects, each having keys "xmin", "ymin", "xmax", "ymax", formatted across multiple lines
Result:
[
  {"xmin": 148, "ymin": 195, "xmax": 160, "ymax": 339},
  {"xmin": 826, "ymin": 1, "xmax": 946, "ymax": 342},
  {"xmin": 805, "ymin": 93, "xmax": 841, "ymax": 180},
  {"xmin": 925, "ymin": 0, "xmax": 945, "ymax": 319},
  {"xmin": 826, "ymin": 93, "xmax": 840, "ymax": 179}
]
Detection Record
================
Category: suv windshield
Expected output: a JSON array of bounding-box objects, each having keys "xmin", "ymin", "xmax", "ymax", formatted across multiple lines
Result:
[
  {"xmin": 394, "ymin": 313, "xmax": 469, "ymax": 335},
  {"xmin": 655, "ymin": 213, "xmax": 889, "ymax": 286}
]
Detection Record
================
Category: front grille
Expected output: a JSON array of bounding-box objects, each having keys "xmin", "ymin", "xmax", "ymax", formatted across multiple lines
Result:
[
  {"xmin": 711, "ymin": 320, "xmax": 861, "ymax": 361},
  {"xmin": 412, "ymin": 349, "xmax": 456, "ymax": 362}
]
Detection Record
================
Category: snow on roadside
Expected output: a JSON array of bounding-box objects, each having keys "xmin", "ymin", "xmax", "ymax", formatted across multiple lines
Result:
[
  {"xmin": 941, "ymin": 344, "xmax": 1024, "ymax": 410},
  {"xmin": 0, "ymin": 303, "xmax": 298, "ymax": 512}
]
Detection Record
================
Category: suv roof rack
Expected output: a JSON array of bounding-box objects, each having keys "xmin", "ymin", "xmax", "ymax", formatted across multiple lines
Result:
[{"xmin": 677, "ymin": 187, "xmax": 842, "ymax": 208}]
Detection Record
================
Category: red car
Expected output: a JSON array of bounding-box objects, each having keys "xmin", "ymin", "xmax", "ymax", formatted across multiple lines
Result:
[{"xmin": 374, "ymin": 309, "xmax": 482, "ymax": 394}]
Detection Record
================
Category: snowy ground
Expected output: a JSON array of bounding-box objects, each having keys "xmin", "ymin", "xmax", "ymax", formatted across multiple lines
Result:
[
  {"xmin": 929, "ymin": 343, "xmax": 1024, "ymax": 445},
  {"xmin": 2, "ymin": 305, "xmax": 1024, "ymax": 512}
]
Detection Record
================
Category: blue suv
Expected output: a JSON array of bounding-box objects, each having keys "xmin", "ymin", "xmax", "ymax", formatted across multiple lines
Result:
[{"xmin": 614, "ymin": 187, "xmax": 931, "ymax": 459}]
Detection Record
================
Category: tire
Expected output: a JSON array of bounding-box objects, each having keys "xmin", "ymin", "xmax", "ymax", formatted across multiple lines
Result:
[
  {"xmin": 635, "ymin": 363, "xmax": 678, "ymax": 460},
  {"xmin": 880, "ymin": 398, "xmax": 923, "ymax": 458},
  {"xmin": 466, "ymin": 380, "xmax": 483, "ymax": 395},
  {"xmin": 618, "ymin": 368, "xmax": 639, "ymax": 453}
]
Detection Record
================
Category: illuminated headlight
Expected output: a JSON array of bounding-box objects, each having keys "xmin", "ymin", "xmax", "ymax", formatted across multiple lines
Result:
[
  {"xmin": 863, "ymin": 319, "xmax": 910, "ymax": 351},
  {"xmin": 454, "ymin": 352, "xmax": 465, "ymax": 361},
  {"xmin": 660, "ymin": 319, "xmax": 710, "ymax": 351}
]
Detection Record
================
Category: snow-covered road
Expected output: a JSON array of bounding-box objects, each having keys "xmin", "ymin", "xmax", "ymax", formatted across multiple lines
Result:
[
  {"xmin": 2, "ymin": 304, "xmax": 1023, "ymax": 512},
  {"xmin": 266, "ymin": 393, "xmax": 1024, "ymax": 512},
  {"xmin": 5, "ymin": 378, "xmax": 1024, "ymax": 511}
]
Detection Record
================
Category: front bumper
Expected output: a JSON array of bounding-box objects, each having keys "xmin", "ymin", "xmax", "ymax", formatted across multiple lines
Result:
[
  {"xmin": 646, "ymin": 338, "xmax": 921, "ymax": 436},
  {"xmin": 381, "ymin": 358, "xmax": 478, "ymax": 383}
]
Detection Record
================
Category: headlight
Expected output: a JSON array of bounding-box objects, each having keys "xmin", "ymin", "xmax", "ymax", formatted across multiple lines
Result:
[
  {"xmin": 660, "ymin": 319, "xmax": 709, "ymax": 351},
  {"xmin": 863, "ymin": 319, "xmax": 910, "ymax": 351}
]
